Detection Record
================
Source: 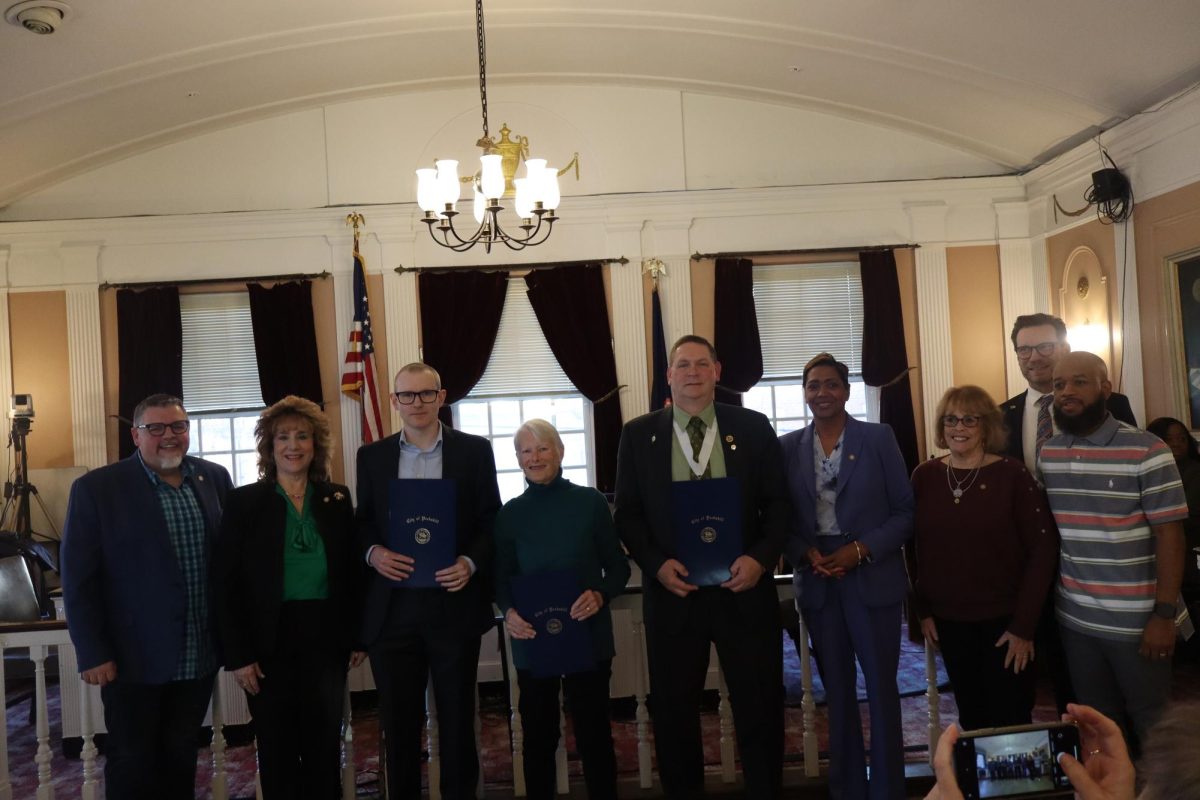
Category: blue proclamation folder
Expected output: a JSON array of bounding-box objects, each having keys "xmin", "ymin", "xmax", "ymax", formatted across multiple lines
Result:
[
  {"xmin": 511, "ymin": 569, "xmax": 595, "ymax": 678},
  {"xmin": 671, "ymin": 477, "xmax": 743, "ymax": 586},
  {"xmin": 387, "ymin": 478, "xmax": 457, "ymax": 588}
]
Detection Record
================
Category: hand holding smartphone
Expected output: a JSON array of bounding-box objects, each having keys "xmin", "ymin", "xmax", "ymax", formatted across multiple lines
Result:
[{"xmin": 951, "ymin": 721, "xmax": 1080, "ymax": 799}]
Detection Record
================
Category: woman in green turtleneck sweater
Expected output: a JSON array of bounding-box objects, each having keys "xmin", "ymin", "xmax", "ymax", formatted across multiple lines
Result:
[{"xmin": 495, "ymin": 419, "xmax": 631, "ymax": 800}]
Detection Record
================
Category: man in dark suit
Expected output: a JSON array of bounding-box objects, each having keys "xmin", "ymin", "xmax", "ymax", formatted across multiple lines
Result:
[
  {"xmin": 614, "ymin": 335, "xmax": 792, "ymax": 798},
  {"xmin": 357, "ymin": 362, "xmax": 500, "ymax": 800},
  {"xmin": 62, "ymin": 393, "xmax": 233, "ymax": 799},
  {"xmin": 1000, "ymin": 312, "xmax": 1136, "ymax": 717},
  {"xmin": 1002, "ymin": 313, "xmax": 1136, "ymax": 476}
]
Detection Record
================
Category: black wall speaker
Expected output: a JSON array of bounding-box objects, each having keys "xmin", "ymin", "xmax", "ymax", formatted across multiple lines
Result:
[{"xmin": 1090, "ymin": 168, "xmax": 1129, "ymax": 203}]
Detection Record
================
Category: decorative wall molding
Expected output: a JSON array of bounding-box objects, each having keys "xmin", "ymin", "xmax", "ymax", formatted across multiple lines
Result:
[
  {"xmin": 65, "ymin": 282, "xmax": 107, "ymax": 469},
  {"xmin": 331, "ymin": 264, "xmax": 362, "ymax": 499},
  {"xmin": 377, "ymin": 232, "xmax": 419, "ymax": 434},
  {"xmin": 610, "ymin": 259, "xmax": 649, "ymax": 425},
  {"xmin": 998, "ymin": 239, "xmax": 1036, "ymax": 397},
  {"xmin": 1114, "ymin": 217, "xmax": 1145, "ymax": 420},
  {"xmin": 0, "ymin": 249, "xmax": 11, "ymax": 484},
  {"xmin": 913, "ymin": 244, "xmax": 953, "ymax": 456}
]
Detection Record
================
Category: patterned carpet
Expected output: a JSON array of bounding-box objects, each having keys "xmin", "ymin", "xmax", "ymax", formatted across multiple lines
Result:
[{"xmin": 6, "ymin": 635, "xmax": 1199, "ymax": 799}]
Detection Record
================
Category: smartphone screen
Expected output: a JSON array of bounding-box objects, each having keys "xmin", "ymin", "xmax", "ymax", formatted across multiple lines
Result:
[{"xmin": 952, "ymin": 722, "xmax": 1079, "ymax": 799}]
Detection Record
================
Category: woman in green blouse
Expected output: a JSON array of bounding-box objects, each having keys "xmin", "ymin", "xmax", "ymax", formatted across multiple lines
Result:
[
  {"xmin": 495, "ymin": 419, "xmax": 631, "ymax": 800},
  {"xmin": 215, "ymin": 395, "xmax": 364, "ymax": 799}
]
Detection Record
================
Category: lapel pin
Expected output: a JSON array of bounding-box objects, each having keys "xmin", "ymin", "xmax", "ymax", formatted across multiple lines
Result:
[
  {"xmin": 334, "ymin": 491, "xmax": 345, "ymax": 501},
  {"xmin": 730, "ymin": 444, "xmax": 737, "ymax": 450},
  {"xmin": 848, "ymin": 454, "xmax": 856, "ymax": 461},
  {"xmin": 323, "ymin": 496, "xmax": 331, "ymax": 503},
  {"xmin": 651, "ymin": 435, "xmax": 656, "ymax": 443},
  {"xmin": 197, "ymin": 474, "xmax": 205, "ymax": 481}
]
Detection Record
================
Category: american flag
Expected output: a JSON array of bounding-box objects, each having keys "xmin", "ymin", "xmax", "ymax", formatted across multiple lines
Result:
[{"xmin": 340, "ymin": 249, "xmax": 385, "ymax": 443}]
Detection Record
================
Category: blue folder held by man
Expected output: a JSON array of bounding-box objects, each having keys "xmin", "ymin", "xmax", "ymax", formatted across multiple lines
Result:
[
  {"xmin": 387, "ymin": 478, "xmax": 457, "ymax": 588},
  {"xmin": 671, "ymin": 476, "xmax": 744, "ymax": 586}
]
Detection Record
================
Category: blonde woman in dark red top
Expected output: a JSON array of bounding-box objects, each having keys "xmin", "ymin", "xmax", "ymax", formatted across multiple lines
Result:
[{"xmin": 910, "ymin": 385, "xmax": 1059, "ymax": 730}]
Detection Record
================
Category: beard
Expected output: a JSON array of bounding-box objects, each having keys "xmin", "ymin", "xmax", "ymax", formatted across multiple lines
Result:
[{"xmin": 1053, "ymin": 395, "xmax": 1108, "ymax": 436}]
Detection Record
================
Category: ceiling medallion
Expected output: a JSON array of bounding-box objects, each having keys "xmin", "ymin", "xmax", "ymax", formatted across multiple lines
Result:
[{"xmin": 415, "ymin": 0, "xmax": 575, "ymax": 253}]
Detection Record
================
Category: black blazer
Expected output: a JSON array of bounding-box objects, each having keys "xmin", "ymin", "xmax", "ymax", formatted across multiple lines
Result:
[
  {"xmin": 1001, "ymin": 390, "xmax": 1138, "ymax": 462},
  {"xmin": 355, "ymin": 427, "xmax": 501, "ymax": 644},
  {"xmin": 613, "ymin": 404, "xmax": 793, "ymax": 629},
  {"xmin": 214, "ymin": 480, "xmax": 361, "ymax": 670}
]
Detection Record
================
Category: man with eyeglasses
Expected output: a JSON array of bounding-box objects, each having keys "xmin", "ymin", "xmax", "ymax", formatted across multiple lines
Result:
[
  {"xmin": 61, "ymin": 393, "xmax": 233, "ymax": 799},
  {"xmin": 1002, "ymin": 313, "xmax": 1136, "ymax": 477},
  {"xmin": 356, "ymin": 362, "xmax": 500, "ymax": 800},
  {"xmin": 1000, "ymin": 313, "xmax": 1137, "ymax": 719}
]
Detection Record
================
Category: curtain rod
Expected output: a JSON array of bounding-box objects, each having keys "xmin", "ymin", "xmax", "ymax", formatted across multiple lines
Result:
[
  {"xmin": 101, "ymin": 271, "xmax": 331, "ymax": 291},
  {"xmin": 691, "ymin": 244, "xmax": 920, "ymax": 260},
  {"xmin": 395, "ymin": 257, "xmax": 628, "ymax": 275}
]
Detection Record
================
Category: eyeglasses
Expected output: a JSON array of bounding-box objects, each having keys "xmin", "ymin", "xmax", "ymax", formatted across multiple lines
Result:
[
  {"xmin": 393, "ymin": 390, "xmax": 440, "ymax": 405},
  {"xmin": 942, "ymin": 415, "xmax": 980, "ymax": 428},
  {"xmin": 134, "ymin": 420, "xmax": 190, "ymax": 436},
  {"xmin": 1014, "ymin": 342, "xmax": 1058, "ymax": 359}
]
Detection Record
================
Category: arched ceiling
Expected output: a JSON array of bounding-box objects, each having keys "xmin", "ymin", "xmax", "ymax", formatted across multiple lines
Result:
[{"xmin": 2, "ymin": 0, "xmax": 1200, "ymax": 210}]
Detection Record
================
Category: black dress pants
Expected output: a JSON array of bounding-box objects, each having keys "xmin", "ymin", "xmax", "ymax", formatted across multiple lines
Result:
[
  {"xmin": 100, "ymin": 672, "xmax": 215, "ymax": 800},
  {"xmin": 516, "ymin": 660, "xmax": 618, "ymax": 800},
  {"xmin": 369, "ymin": 592, "xmax": 483, "ymax": 800},
  {"xmin": 645, "ymin": 586, "xmax": 783, "ymax": 799},
  {"xmin": 936, "ymin": 615, "xmax": 1035, "ymax": 731},
  {"xmin": 245, "ymin": 600, "xmax": 348, "ymax": 800}
]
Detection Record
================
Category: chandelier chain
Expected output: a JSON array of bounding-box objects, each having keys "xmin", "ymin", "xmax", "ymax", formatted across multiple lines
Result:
[{"xmin": 476, "ymin": 0, "xmax": 489, "ymax": 143}]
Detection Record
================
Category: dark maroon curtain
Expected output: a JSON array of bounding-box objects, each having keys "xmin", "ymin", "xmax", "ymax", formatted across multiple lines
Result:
[
  {"xmin": 418, "ymin": 270, "xmax": 508, "ymax": 427},
  {"xmin": 117, "ymin": 287, "xmax": 183, "ymax": 459},
  {"xmin": 713, "ymin": 257, "xmax": 763, "ymax": 406},
  {"xmin": 524, "ymin": 264, "xmax": 623, "ymax": 493},
  {"xmin": 246, "ymin": 281, "xmax": 324, "ymax": 407},
  {"xmin": 860, "ymin": 249, "xmax": 920, "ymax": 475}
]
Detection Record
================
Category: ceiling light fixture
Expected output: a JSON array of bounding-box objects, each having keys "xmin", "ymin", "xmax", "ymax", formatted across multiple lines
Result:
[
  {"xmin": 4, "ymin": 0, "xmax": 70, "ymax": 34},
  {"xmin": 415, "ymin": 0, "xmax": 562, "ymax": 253}
]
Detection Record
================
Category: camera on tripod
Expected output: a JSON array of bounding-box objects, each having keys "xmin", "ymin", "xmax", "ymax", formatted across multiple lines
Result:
[
  {"xmin": 1, "ymin": 393, "xmax": 57, "ymax": 620},
  {"xmin": 8, "ymin": 393, "xmax": 33, "ymax": 438}
]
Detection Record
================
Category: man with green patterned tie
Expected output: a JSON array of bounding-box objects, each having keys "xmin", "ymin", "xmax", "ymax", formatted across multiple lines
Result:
[{"xmin": 614, "ymin": 335, "xmax": 793, "ymax": 798}]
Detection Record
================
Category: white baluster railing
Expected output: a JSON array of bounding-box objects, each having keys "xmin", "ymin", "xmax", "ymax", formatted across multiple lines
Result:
[
  {"xmin": 925, "ymin": 639, "xmax": 942, "ymax": 762},
  {"xmin": 716, "ymin": 665, "xmax": 736, "ymax": 783},
  {"xmin": 210, "ymin": 677, "xmax": 229, "ymax": 800},
  {"xmin": 78, "ymin": 680, "xmax": 99, "ymax": 800},
  {"xmin": 796, "ymin": 612, "xmax": 819, "ymax": 777},
  {"xmin": 31, "ymin": 643, "xmax": 54, "ymax": 800},
  {"xmin": 340, "ymin": 683, "xmax": 355, "ymax": 799}
]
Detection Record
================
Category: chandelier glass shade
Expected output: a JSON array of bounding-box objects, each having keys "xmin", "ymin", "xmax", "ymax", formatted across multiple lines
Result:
[{"xmin": 415, "ymin": 0, "xmax": 560, "ymax": 253}]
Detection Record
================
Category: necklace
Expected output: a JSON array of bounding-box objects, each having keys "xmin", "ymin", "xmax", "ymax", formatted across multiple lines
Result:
[
  {"xmin": 280, "ymin": 482, "xmax": 307, "ymax": 500},
  {"xmin": 944, "ymin": 453, "xmax": 984, "ymax": 504}
]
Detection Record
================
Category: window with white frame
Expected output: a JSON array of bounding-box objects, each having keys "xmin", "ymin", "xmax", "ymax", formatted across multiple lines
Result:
[
  {"xmin": 180, "ymin": 292, "xmax": 265, "ymax": 486},
  {"xmin": 743, "ymin": 262, "xmax": 878, "ymax": 434},
  {"xmin": 452, "ymin": 278, "xmax": 593, "ymax": 503}
]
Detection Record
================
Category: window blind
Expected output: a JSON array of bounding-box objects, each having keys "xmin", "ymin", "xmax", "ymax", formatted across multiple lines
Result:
[
  {"xmin": 470, "ymin": 279, "xmax": 576, "ymax": 396},
  {"xmin": 180, "ymin": 292, "xmax": 265, "ymax": 412},
  {"xmin": 752, "ymin": 262, "xmax": 863, "ymax": 379}
]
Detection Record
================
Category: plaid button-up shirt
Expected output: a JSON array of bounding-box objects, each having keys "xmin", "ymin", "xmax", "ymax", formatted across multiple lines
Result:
[{"xmin": 137, "ymin": 453, "xmax": 216, "ymax": 680}]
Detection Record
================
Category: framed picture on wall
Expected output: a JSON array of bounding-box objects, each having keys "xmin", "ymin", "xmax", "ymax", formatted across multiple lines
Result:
[{"xmin": 1174, "ymin": 256, "xmax": 1200, "ymax": 428}]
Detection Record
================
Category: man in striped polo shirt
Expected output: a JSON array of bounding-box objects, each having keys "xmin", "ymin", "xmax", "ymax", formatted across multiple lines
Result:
[{"xmin": 1040, "ymin": 351, "xmax": 1189, "ymax": 749}]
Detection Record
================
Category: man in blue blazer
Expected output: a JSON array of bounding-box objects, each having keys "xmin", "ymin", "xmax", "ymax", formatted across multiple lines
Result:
[
  {"xmin": 615, "ymin": 335, "xmax": 792, "ymax": 798},
  {"xmin": 62, "ymin": 393, "xmax": 233, "ymax": 800},
  {"xmin": 356, "ymin": 363, "xmax": 501, "ymax": 800},
  {"xmin": 781, "ymin": 353, "xmax": 913, "ymax": 800}
]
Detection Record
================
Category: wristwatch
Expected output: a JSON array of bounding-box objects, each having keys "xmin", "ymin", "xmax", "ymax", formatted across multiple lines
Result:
[{"xmin": 1153, "ymin": 601, "xmax": 1176, "ymax": 620}]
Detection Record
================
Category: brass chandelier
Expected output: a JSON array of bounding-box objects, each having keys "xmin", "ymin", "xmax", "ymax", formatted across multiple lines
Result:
[{"xmin": 415, "ymin": 0, "xmax": 561, "ymax": 253}]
